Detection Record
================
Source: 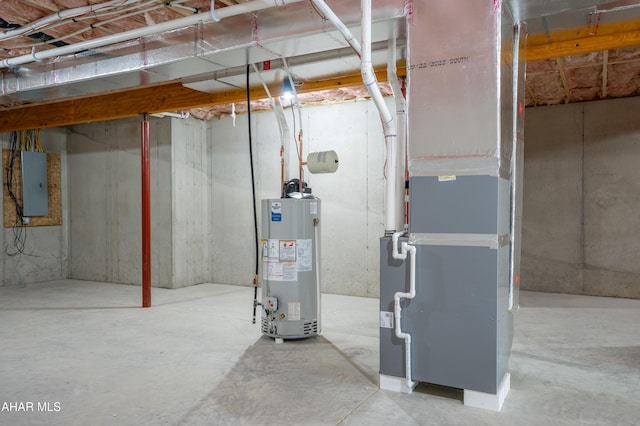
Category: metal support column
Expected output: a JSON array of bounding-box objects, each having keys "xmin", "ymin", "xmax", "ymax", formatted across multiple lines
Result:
[{"xmin": 141, "ymin": 114, "xmax": 151, "ymax": 308}]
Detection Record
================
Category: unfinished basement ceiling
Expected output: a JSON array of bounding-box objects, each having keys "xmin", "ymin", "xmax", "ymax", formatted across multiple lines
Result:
[
  {"xmin": 0, "ymin": 0, "xmax": 406, "ymax": 120},
  {"xmin": 0, "ymin": 0, "xmax": 639, "ymax": 122},
  {"xmin": 524, "ymin": 2, "xmax": 640, "ymax": 106}
]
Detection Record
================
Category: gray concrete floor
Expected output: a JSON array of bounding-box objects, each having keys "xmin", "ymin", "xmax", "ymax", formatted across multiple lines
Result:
[{"xmin": 0, "ymin": 280, "xmax": 638, "ymax": 425}]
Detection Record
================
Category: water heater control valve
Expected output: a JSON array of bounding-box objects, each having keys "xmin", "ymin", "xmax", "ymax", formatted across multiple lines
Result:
[{"xmin": 264, "ymin": 296, "xmax": 278, "ymax": 312}]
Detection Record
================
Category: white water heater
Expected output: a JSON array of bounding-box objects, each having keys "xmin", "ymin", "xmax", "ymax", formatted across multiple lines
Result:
[{"xmin": 260, "ymin": 197, "xmax": 321, "ymax": 339}]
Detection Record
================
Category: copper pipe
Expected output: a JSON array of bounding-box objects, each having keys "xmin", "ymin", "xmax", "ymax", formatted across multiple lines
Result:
[{"xmin": 141, "ymin": 114, "xmax": 151, "ymax": 308}]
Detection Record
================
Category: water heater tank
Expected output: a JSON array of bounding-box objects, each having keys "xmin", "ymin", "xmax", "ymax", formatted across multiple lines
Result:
[{"xmin": 260, "ymin": 198, "xmax": 321, "ymax": 339}]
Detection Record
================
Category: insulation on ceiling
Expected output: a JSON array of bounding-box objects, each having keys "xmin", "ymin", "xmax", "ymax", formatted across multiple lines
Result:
[{"xmin": 1, "ymin": 1, "xmax": 640, "ymax": 116}]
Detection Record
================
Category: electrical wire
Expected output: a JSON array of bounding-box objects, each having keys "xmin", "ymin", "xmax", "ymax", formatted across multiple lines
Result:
[
  {"xmin": 5, "ymin": 131, "xmax": 29, "ymax": 257},
  {"xmin": 247, "ymin": 64, "xmax": 260, "ymax": 324}
]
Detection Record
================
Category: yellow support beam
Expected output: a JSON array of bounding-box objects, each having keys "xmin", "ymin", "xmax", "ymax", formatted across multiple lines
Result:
[
  {"xmin": 527, "ymin": 18, "xmax": 640, "ymax": 61},
  {"xmin": 0, "ymin": 66, "xmax": 405, "ymax": 133}
]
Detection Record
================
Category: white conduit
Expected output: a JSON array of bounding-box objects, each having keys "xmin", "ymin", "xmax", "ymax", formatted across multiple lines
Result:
[
  {"xmin": 1, "ymin": 0, "xmax": 306, "ymax": 69},
  {"xmin": 392, "ymin": 231, "xmax": 416, "ymax": 391},
  {"xmin": 0, "ymin": 0, "xmax": 143, "ymax": 41}
]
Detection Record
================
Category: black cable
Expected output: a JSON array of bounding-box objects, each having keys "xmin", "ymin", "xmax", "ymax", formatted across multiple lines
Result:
[
  {"xmin": 0, "ymin": 18, "xmax": 69, "ymax": 49},
  {"xmin": 247, "ymin": 64, "xmax": 260, "ymax": 324},
  {"xmin": 5, "ymin": 131, "xmax": 29, "ymax": 257}
]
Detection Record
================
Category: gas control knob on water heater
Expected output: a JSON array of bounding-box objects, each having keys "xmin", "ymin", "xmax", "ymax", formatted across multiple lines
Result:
[{"xmin": 260, "ymin": 197, "xmax": 321, "ymax": 340}]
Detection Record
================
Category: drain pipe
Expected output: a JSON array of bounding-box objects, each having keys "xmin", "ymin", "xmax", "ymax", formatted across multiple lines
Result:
[
  {"xmin": 392, "ymin": 231, "xmax": 416, "ymax": 391},
  {"xmin": 1, "ymin": 0, "xmax": 306, "ymax": 68}
]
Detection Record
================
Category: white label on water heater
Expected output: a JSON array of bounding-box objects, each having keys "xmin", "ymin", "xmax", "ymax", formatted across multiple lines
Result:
[
  {"xmin": 310, "ymin": 201, "xmax": 318, "ymax": 215},
  {"xmin": 266, "ymin": 239, "xmax": 279, "ymax": 259},
  {"xmin": 279, "ymin": 240, "xmax": 296, "ymax": 262},
  {"xmin": 296, "ymin": 239, "xmax": 312, "ymax": 271},
  {"xmin": 288, "ymin": 302, "xmax": 301, "ymax": 321},
  {"xmin": 379, "ymin": 311, "xmax": 394, "ymax": 329},
  {"xmin": 271, "ymin": 201, "xmax": 282, "ymax": 222}
]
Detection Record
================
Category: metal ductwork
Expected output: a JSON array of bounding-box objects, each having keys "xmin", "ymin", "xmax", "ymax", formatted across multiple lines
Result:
[{"xmin": 0, "ymin": 0, "xmax": 406, "ymax": 107}]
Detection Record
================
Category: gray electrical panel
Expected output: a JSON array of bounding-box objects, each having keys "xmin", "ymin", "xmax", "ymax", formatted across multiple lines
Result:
[{"xmin": 21, "ymin": 151, "xmax": 48, "ymax": 217}]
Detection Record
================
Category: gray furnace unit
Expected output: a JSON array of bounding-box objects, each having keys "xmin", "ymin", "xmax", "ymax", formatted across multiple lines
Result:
[
  {"xmin": 379, "ymin": 176, "xmax": 513, "ymax": 411},
  {"xmin": 377, "ymin": 0, "xmax": 523, "ymax": 412},
  {"xmin": 260, "ymin": 198, "xmax": 321, "ymax": 339}
]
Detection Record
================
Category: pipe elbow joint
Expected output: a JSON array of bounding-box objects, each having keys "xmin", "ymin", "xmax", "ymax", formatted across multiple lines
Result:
[{"xmin": 392, "ymin": 231, "xmax": 407, "ymax": 259}]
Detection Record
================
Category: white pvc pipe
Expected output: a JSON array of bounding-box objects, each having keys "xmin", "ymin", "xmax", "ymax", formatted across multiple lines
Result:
[
  {"xmin": 0, "ymin": 0, "xmax": 143, "ymax": 41},
  {"xmin": 150, "ymin": 111, "xmax": 190, "ymax": 119},
  {"xmin": 309, "ymin": 0, "xmax": 362, "ymax": 57},
  {"xmin": 310, "ymin": 0, "xmax": 398, "ymax": 233},
  {"xmin": 392, "ymin": 231, "xmax": 416, "ymax": 391},
  {"xmin": 387, "ymin": 37, "xmax": 407, "ymax": 234},
  {"xmin": 1, "ymin": 0, "xmax": 305, "ymax": 68},
  {"xmin": 362, "ymin": 0, "xmax": 398, "ymax": 234},
  {"xmin": 210, "ymin": 0, "xmax": 221, "ymax": 22}
]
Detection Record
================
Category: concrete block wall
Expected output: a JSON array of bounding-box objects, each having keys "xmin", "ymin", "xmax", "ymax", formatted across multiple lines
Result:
[
  {"xmin": 1, "ymin": 128, "xmax": 69, "ymax": 286},
  {"xmin": 522, "ymin": 96, "xmax": 640, "ymax": 299},
  {"xmin": 210, "ymin": 100, "xmax": 386, "ymax": 297}
]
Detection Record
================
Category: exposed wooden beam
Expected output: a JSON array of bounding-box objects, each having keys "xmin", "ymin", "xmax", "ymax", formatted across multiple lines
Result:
[
  {"xmin": 527, "ymin": 29, "xmax": 640, "ymax": 61},
  {"xmin": 527, "ymin": 18, "xmax": 640, "ymax": 61},
  {"xmin": 0, "ymin": 66, "xmax": 406, "ymax": 132}
]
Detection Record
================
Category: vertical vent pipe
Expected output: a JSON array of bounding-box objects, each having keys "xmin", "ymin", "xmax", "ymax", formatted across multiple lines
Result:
[
  {"xmin": 361, "ymin": 0, "xmax": 398, "ymax": 234},
  {"xmin": 309, "ymin": 0, "xmax": 399, "ymax": 234}
]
